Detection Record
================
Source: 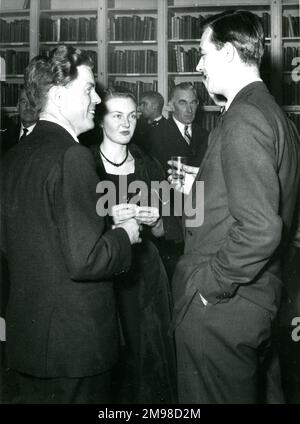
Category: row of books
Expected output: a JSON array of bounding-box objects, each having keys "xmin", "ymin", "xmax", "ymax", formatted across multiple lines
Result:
[
  {"xmin": 1, "ymin": 83, "xmax": 23, "ymax": 106},
  {"xmin": 282, "ymin": 15, "xmax": 300, "ymax": 37},
  {"xmin": 168, "ymin": 12, "xmax": 271, "ymax": 40},
  {"xmin": 109, "ymin": 16, "xmax": 157, "ymax": 41},
  {"xmin": 0, "ymin": 50, "xmax": 29, "ymax": 75},
  {"xmin": 168, "ymin": 46, "xmax": 200, "ymax": 73},
  {"xmin": 108, "ymin": 80, "xmax": 158, "ymax": 104},
  {"xmin": 283, "ymin": 81, "xmax": 300, "ymax": 105},
  {"xmin": 283, "ymin": 46, "xmax": 300, "ymax": 71},
  {"xmin": 108, "ymin": 50, "xmax": 157, "ymax": 74},
  {"xmin": 0, "ymin": 19, "xmax": 30, "ymax": 43},
  {"xmin": 40, "ymin": 17, "xmax": 97, "ymax": 42}
]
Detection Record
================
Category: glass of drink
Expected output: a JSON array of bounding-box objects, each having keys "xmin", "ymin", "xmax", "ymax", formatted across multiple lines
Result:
[{"xmin": 171, "ymin": 156, "xmax": 187, "ymax": 188}]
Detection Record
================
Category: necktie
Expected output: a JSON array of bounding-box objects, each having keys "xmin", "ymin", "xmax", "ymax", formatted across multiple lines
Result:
[
  {"xmin": 20, "ymin": 127, "xmax": 28, "ymax": 141},
  {"xmin": 184, "ymin": 125, "xmax": 191, "ymax": 145},
  {"xmin": 218, "ymin": 106, "xmax": 226, "ymax": 123}
]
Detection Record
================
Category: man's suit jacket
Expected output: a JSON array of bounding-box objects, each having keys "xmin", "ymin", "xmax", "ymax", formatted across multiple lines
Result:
[
  {"xmin": 0, "ymin": 114, "xmax": 19, "ymax": 157},
  {"xmin": 1, "ymin": 120, "xmax": 132, "ymax": 378},
  {"xmin": 131, "ymin": 116, "xmax": 167, "ymax": 152},
  {"xmin": 173, "ymin": 82, "xmax": 300, "ymax": 321},
  {"xmin": 145, "ymin": 117, "xmax": 209, "ymax": 173}
]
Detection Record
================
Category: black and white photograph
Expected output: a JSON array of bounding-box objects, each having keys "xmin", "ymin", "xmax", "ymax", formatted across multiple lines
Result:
[{"xmin": 1, "ymin": 0, "xmax": 300, "ymax": 409}]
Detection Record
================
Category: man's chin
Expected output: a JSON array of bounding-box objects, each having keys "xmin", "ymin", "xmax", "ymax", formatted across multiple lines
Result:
[{"xmin": 86, "ymin": 120, "xmax": 95, "ymax": 131}]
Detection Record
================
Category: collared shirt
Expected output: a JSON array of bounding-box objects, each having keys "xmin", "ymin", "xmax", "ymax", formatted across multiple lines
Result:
[
  {"xmin": 19, "ymin": 122, "xmax": 37, "ymax": 140},
  {"xmin": 39, "ymin": 113, "xmax": 79, "ymax": 143},
  {"xmin": 172, "ymin": 115, "xmax": 192, "ymax": 140}
]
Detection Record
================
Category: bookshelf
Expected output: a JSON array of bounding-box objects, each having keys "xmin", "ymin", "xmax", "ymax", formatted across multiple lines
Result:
[
  {"xmin": 0, "ymin": 0, "xmax": 299, "ymax": 132},
  {"xmin": 0, "ymin": 0, "xmax": 30, "ymax": 108},
  {"xmin": 39, "ymin": 1, "xmax": 99, "ymax": 74},
  {"xmin": 105, "ymin": 0, "xmax": 159, "ymax": 102}
]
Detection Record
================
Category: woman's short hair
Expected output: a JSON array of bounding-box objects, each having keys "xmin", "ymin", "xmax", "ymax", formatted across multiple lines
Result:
[
  {"xmin": 103, "ymin": 88, "xmax": 137, "ymax": 105},
  {"xmin": 98, "ymin": 88, "xmax": 137, "ymax": 123}
]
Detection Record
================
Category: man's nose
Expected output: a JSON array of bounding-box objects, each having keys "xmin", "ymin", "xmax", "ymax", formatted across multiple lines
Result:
[
  {"xmin": 196, "ymin": 57, "xmax": 203, "ymax": 73},
  {"xmin": 186, "ymin": 103, "xmax": 192, "ymax": 113},
  {"xmin": 92, "ymin": 91, "xmax": 101, "ymax": 104}
]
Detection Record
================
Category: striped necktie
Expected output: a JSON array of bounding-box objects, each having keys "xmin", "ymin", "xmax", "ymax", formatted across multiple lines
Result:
[{"xmin": 184, "ymin": 125, "xmax": 191, "ymax": 145}]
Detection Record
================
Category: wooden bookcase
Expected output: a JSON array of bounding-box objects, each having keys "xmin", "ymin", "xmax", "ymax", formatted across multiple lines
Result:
[{"xmin": 1, "ymin": 0, "xmax": 299, "ymax": 131}]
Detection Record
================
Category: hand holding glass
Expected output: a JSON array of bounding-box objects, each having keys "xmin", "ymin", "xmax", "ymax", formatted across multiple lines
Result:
[{"xmin": 170, "ymin": 156, "xmax": 187, "ymax": 188}]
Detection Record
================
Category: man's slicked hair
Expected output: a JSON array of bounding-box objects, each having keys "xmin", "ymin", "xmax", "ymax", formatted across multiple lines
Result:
[
  {"xmin": 25, "ymin": 45, "xmax": 94, "ymax": 112},
  {"xmin": 203, "ymin": 10, "xmax": 265, "ymax": 67}
]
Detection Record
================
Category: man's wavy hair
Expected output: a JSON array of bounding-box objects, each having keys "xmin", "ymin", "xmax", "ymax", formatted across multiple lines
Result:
[
  {"xmin": 24, "ymin": 45, "xmax": 94, "ymax": 112},
  {"xmin": 203, "ymin": 10, "xmax": 265, "ymax": 67}
]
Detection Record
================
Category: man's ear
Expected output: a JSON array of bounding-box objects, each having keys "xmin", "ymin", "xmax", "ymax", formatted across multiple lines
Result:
[
  {"xmin": 48, "ymin": 85, "xmax": 64, "ymax": 108},
  {"xmin": 223, "ymin": 42, "xmax": 235, "ymax": 63}
]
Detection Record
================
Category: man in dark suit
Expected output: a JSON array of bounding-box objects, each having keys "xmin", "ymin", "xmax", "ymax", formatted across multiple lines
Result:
[
  {"xmin": 1, "ymin": 88, "xmax": 39, "ymax": 156},
  {"xmin": 132, "ymin": 90, "xmax": 166, "ymax": 151},
  {"xmin": 145, "ymin": 82, "xmax": 208, "ymax": 174},
  {"xmin": 1, "ymin": 46, "xmax": 140, "ymax": 404},
  {"xmin": 171, "ymin": 11, "xmax": 300, "ymax": 403}
]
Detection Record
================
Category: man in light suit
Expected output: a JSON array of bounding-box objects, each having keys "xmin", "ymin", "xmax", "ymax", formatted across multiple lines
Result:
[
  {"xmin": 1, "ymin": 46, "xmax": 140, "ymax": 404},
  {"xmin": 171, "ymin": 10, "xmax": 300, "ymax": 403}
]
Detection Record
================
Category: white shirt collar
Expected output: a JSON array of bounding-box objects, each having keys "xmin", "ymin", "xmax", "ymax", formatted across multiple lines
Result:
[
  {"xmin": 19, "ymin": 122, "xmax": 37, "ymax": 139},
  {"xmin": 148, "ymin": 115, "xmax": 163, "ymax": 124},
  {"xmin": 172, "ymin": 115, "xmax": 192, "ymax": 137},
  {"xmin": 39, "ymin": 113, "xmax": 79, "ymax": 143}
]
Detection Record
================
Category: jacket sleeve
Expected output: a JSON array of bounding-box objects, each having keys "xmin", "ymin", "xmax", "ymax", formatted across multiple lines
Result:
[
  {"xmin": 181, "ymin": 105, "xmax": 283, "ymax": 303},
  {"xmin": 50, "ymin": 144, "xmax": 132, "ymax": 281}
]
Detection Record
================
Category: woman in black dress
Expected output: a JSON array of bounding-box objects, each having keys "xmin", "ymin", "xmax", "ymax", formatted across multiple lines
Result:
[{"xmin": 91, "ymin": 89, "xmax": 176, "ymax": 403}]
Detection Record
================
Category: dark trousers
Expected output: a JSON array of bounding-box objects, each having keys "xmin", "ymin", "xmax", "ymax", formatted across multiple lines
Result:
[
  {"xmin": 175, "ymin": 293, "xmax": 285, "ymax": 404},
  {"xmin": 2, "ymin": 368, "xmax": 113, "ymax": 404}
]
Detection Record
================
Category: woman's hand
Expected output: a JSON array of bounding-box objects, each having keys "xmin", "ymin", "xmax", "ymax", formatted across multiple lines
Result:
[
  {"xmin": 111, "ymin": 203, "xmax": 137, "ymax": 225},
  {"xmin": 135, "ymin": 206, "xmax": 160, "ymax": 227}
]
